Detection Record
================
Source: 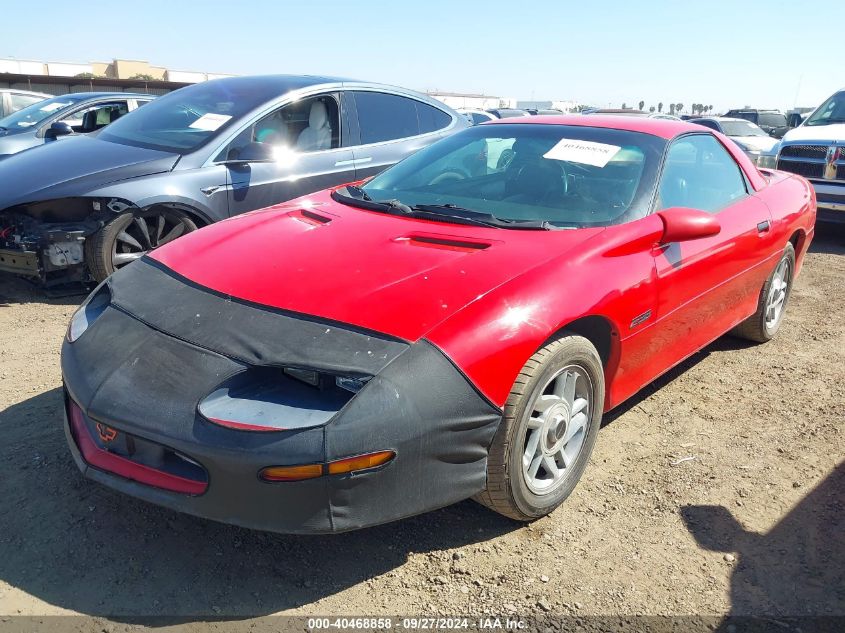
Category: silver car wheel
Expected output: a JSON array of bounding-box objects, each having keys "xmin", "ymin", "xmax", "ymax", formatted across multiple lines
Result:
[{"xmin": 522, "ymin": 365, "xmax": 592, "ymax": 495}]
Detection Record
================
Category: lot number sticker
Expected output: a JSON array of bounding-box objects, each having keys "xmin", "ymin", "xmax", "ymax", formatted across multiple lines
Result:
[
  {"xmin": 189, "ymin": 113, "xmax": 232, "ymax": 131},
  {"xmin": 544, "ymin": 139, "xmax": 621, "ymax": 167}
]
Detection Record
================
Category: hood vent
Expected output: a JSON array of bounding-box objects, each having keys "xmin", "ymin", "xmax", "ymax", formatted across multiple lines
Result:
[
  {"xmin": 397, "ymin": 233, "xmax": 492, "ymax": 253},
  {"xmin": 291, "ymin": 209, "xmax": 333, "ymax": 226}
]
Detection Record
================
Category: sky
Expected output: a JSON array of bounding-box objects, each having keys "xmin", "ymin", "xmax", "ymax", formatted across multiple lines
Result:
[{"xmin": 2, "ymin": 0, "xmax": 841, "ymax": 112}]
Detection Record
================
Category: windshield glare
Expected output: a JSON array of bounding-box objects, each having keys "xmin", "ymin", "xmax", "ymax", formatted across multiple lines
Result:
[
  {"xmin": 0, "ymin": 95, "xmax": 76, "ymax": 132},
  {"xmin": 98, "ymin": 80, "xmax": 286, "ymax": 153},
  {"xmin": 721, "ymin": 120, "xmax": 768, "ymax": 137},
  {"xmin": 360, "ymin": 124, "xmax": 665, "ymax": 228},
  {"xmin": 805, "ymin": 92, "xmax": 845, "ymax": 127}
]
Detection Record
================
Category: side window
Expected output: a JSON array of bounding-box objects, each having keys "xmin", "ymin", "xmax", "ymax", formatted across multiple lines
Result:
[
  {"xmin": 9, "ymin": 93, "xmax": 45, "ymax": 113},
  {"xmin": 60, "ymin": 101, "xmax": 129, "ymax": 133},
  {"xmin": 658, "ymin": 134, "xmax": 748, "ymax": 213},
  {"xmin": 353, "ymin": 91, "xmax": 419, "ymax": 144},
  {"xmin": 416, "ymin": 101, "xmax": 452, "ymax": 134},
  {"xmin": 223, "ymin": 95, "xmax": 340, "ymax": 159},
  {"xmin": 694, "ymin": 119, "xmax": 720, "ymax": 132}
]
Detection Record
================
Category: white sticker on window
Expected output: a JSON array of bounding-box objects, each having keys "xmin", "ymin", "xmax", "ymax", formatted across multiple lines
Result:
[
  {"xmin": 544, "ymin": 139, "xmax": 621, "ymax": 167},
  {"xmin": 188, "ymin": 112, "xmax": 232, "ymax": 131}
]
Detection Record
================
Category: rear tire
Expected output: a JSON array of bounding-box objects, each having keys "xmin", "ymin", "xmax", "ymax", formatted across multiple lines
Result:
[
  {"xmin": 475, "ymin": 334, "xmax": 604, "ymax": 521},
  {"xmin": 85, "ymin": 209, "xmax": 197, "ymax": 282},
  {"xmin": 731, "ymin": 242, "xmax": 795, "ymax": 343}
]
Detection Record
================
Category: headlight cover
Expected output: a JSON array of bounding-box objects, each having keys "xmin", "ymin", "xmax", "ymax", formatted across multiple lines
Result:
[
  {"xmin": 199, "ymin": 366, "xmax": 370, "ymax": 432},
  {"xmin": 67, "ymin": 281, "xmax": 111, "ymax": 343}
]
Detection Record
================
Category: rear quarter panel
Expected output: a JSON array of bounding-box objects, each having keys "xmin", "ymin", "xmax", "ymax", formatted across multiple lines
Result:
[{"xmin": 754, "ymin": 171, "xmax": 817, "ymax": 275}]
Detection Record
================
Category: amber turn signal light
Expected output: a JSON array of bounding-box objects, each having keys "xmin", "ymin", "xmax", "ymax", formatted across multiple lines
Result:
[
  {"xmin": 259, "ymin": 463, "xmax": 323, "ymax": 482},
  {"xmin": 259, "ymin": 450, "xmax": 395, "ymax": 482},
  {"xmin": 327, "ymin": 450, "xmax": 395, "ymax": 475}
]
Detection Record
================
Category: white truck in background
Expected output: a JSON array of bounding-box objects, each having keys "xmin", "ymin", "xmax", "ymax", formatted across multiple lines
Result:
[{"xmin": 772, "ymin": 88, "xmax": 845, "ymax": 223}]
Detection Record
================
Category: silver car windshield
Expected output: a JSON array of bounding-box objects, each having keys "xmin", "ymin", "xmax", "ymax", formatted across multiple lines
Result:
[
  {"xmin": 98, "ymin": 81, "xmax": 288, "ymax": 153},
  {"xmin": 0, "ymin": 96, "xmax": 76, "ymax": 133}
]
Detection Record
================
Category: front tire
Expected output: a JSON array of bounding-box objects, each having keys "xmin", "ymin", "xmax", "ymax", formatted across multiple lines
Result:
[
  {"xmin": 476, "ymin": 334, "xmax": 604, "ymax": 521},
  {"xmin": 731, "ymin": 242, "xmax": 795, "ymax": 343},
  {"xmin": 85, "ymin": 209, "xmax": 197, "ymax": 282}
]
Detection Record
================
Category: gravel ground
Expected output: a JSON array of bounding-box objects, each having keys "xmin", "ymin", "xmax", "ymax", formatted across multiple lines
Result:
[{"xmin": 0, "ymin": 225, "xmax": 842, "ymax": 629}]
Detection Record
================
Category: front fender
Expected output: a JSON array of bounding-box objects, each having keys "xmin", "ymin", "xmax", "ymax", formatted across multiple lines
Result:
[{"xmin": 425, "ymin": 217, "xmax": 663, "ymax": 409}]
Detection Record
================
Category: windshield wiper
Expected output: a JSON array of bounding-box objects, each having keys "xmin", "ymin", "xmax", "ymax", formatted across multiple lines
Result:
[
  {"xmin": 344, "ymin": 184, "xmax": 372, "ymax": 201},
  {"xmin": 412, "ymin": 204, "xmax": 553, "ymax": 230},
  {"xmin": 331, "ymin": 189, "xmax": 552, "ymax": 229}
]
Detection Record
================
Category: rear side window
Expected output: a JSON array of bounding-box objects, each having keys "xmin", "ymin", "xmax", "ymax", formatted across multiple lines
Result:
[
  {"xmin": 417, "ymin": 101, "xmax": 452, "ymax": 133},
  {"xmin": 658, "ymin": 134, "xmax": 747, "ymax": 214},
  {"xmin": 354, "ymin": 92, "xmax": 418, "ymax": 143},
  {"xmin": 353, "ymin": 92, "xmax": 450, "ymax": 144}
]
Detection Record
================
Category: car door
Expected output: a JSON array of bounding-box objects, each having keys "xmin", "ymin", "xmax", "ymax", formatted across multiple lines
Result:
[
  {"xmin": 347, "ymin": 90, "xmax": 455, "ymax": 180},
  {"xmin": 647, "ymin": 133, "xmax": 776, "ymax": 368},
  {"xmin": 223, "ymin": 92, "xmax": 356, "ymax": 216}
]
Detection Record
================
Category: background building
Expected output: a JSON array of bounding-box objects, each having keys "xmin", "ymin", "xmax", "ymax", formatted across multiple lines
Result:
[{"xmin": 0, "ymin": 57, "xmax": 233, "ymax": 96}]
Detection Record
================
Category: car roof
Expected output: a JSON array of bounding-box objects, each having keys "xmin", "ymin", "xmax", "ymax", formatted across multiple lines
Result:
[
  {"xmin": 486, "ymin": 114, "xmax": 703, "ymax": 139},
  {"xmin": 50, "ymin": 91, "xmax": 157, "ymax": 101}
]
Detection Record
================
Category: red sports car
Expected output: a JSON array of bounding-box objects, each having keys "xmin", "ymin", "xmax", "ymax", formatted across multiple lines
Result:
[{"xmin": 61, "ymin": 116, "xmax": 816, "ymax": 533}]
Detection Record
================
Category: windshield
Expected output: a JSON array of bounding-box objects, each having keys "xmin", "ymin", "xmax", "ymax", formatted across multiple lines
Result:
[
  {"xmin": 720, "ymin": 120, "xmax": 768, "ymax": 137},
  {"xmin": 98, "ymin": 80, "xmax": 287, "ymax": 153},
  {"xmin": 355, "ymin": 124, "xmax": 665, "ymax": 228},
  {"xmin": 0, "ymin": 95, "xmax": 77, "ymax": 133},
  {"xmin": 805, "ymin": 91, "xmax": 845, "ymax": 127}
]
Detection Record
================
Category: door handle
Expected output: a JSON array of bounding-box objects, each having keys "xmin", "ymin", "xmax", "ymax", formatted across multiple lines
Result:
[{"xmin": 757, "ymin": 220, "xmax": 770, "ymax": 233}]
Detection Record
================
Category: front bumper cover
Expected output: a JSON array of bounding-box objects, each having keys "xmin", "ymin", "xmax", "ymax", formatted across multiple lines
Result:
[{"xmin": 61, "ymin": 259, "xmax": 502, "ymax": 533}]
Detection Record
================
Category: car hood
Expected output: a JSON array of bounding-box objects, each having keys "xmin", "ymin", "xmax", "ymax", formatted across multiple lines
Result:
[
  {"xmin": 0, "ymin": 136, "xmax": 179, "ymax": 211},
  {"xmin": 781, "ymin": 123, "xmax": 845, "ymax": 143},
  {"xmin": 731, "ymin": 135, "xmax": 778, "ymax": 152},
  {"xmin": 150, "ymin": 190, "xmax": 605, "ymax": 341}
]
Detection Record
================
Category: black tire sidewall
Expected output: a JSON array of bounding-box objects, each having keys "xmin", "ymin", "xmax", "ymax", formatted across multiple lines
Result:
[
  {"xmin": 85, "ymin": 209, "xmax": 196, "ymax": 281},
  {"xmin": 762, "ymin": 244, "xmax": 796, "ymax": 339},
  {"xmin": 507, "ymin": 338, "xmax": 604, "ymax": 518}
]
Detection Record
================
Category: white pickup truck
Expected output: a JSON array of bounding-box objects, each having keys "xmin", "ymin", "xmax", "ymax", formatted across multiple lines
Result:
[{"xmin": 771, "ymin": 88, "xmax": 845, "ymax": 223}]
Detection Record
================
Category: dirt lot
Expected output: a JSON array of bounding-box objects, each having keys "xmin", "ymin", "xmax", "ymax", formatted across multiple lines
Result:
[{"xmin": 0, "ymin": 226, "xmax": 842, "ymax": 629}]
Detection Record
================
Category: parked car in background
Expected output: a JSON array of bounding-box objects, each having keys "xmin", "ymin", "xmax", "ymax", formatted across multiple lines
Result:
[
  {"xmin": 486, "ymin": 108, "xmax": 531, "ymax": 119},
  {"xmin": 0, "ymin": 92, "xmax": 154, "ymax": 159},
  {"xmin": 583, "ymin": 108, "xmax": 680, "ymax": 121},
  {"xmin": 61, "ymin": 115, "xmax": 815, "ymax": 533},
  {"xmin": 526, "ymin": 108, "xmax": 563, "ymax": 116},
  {"xmin": 0, "ymin": 75, "xmax": 466, "ymax": 286},
  {"xmin": 690, "ymin": 116, "xmax": 778, "ymax": 165},
  {"xmin": 723, "ymin": 109, "xmax": 789, "ymax": 138},
  {"xmin": 774, "ymin": 88, "xmax": 845, "ymax": 223},
  {"xmin": 0, "ymin": 89, "xmax": 50, "ymax": 118},
  {"xmin": 458, "ymin": 108, "xmax": 497, "ymax": 125}
]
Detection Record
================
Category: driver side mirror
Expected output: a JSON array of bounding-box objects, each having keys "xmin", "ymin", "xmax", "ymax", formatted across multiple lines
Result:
[
  {"xmin": 224, "ymin": 142, "xmax": 276, "ymax": 164},
  {"xmin": 44, "ymin": 121, "xmax": 74, "ymax": 140},
  {"xmin": 657, "ymin": 207, "xmax": 721, "ymax": 244}
]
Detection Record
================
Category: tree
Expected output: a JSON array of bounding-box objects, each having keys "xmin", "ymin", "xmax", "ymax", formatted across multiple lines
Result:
[
  {"xmin": 621, "ymin": 102, "xmax": 627, "ymax": 110},
  {"xmin": 129, "ymin": 73, "xmax": 155, "ymax": 81},
  {"xmin": 708, "ymin": 104, "xmax": 713, "ymax": 114},
  {"xmin": 649, "ymin": 106, "xmax": 656, "ymax": 113},
  {"xmin": 669, "ymin": 103, "xmax": 676, "ymax": 115},
  {"xmin": 638, "ymin": 100, "xmax": 645, "ymax": 111},
  {"xmin": 658, "ymin": 102, "xmax": 663, "ymax": 113},
  {"xmin": 676, "ymin": 102, "xmax": 684, "ymax": 114}
]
